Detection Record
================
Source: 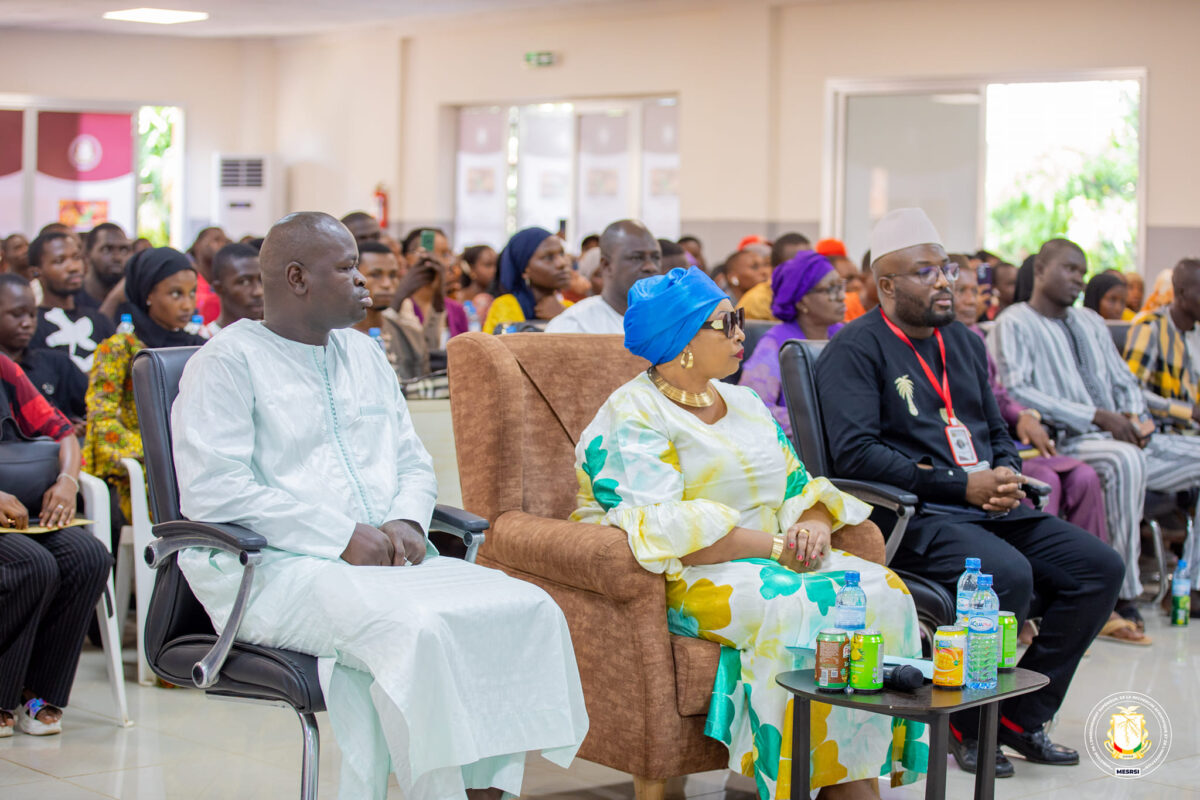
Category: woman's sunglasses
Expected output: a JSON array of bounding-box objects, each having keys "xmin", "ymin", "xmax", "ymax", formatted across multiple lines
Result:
[{"xmin": 699, "ymin": 307, "xmax": 745, "ymax": 338}]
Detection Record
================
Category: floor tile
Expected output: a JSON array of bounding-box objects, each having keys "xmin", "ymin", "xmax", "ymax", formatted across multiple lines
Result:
[
  {"xmin": 0, "ymin": 758, "xmax": 51, "ymax": 787},
  {"xmin": 0, "ymin": 778, "xmax": 112, "ymax": 799}
]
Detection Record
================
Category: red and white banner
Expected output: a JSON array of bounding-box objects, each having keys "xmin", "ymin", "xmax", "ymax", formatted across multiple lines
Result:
[
  {"xmin": 35, "ymin": 111, "xmax": 134, "ymax": 233},
  {"xmin": 0, "ymin": 110, "xmax": 23, "ymax": 234}
]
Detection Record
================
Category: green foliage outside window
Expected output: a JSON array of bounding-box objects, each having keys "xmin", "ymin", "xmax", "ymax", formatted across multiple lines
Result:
[{"xmin": 136, "ymin": 105, "xmax": 181, "ymax": 247}]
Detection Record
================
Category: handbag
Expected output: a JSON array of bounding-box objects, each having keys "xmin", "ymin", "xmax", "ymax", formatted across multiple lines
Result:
[{"xmin": 0, "ymin": 378, "xmax": 61, "ymax": 515}]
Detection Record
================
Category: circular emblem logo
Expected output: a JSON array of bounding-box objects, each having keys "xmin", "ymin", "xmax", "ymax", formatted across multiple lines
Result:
[
  {"xmin": 1084, "ymin": 691, "xmax": 1171, "ymax": 779},
  {"xmin": 68, "ymin": 134, "xmax": 103, "ymax": 172}
]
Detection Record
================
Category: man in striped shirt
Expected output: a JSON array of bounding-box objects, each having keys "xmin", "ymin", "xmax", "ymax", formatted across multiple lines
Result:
[
  {"xmin": 990, "ymin": 239, "xmax": 1200, "ymax": 614},
  {"xmin": 1124, "ymin": 257, "xmax": 1200, "ymax": 430}
]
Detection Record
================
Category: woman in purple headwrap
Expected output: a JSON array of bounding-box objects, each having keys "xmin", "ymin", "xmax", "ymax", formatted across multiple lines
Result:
[{"xmin": 739, "ymin": 250, "xmax": 847, "ymax": 435}]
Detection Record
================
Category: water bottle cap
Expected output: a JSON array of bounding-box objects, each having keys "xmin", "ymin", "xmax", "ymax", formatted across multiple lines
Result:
[
  {"xmin": 368, "ymin": 327, "xmax": 382, "ymax": 337},
  {"xmin": 120, "ymin": 314, "xmax": 133, "ymax": 323},
  {"xmin": 965, "ymin": 558, "xmax": 981, "ymax": 570},
  {"xmin": 1180, "ymin": 559, "xmax": 1189, "ymax": 570},
  {"xmin": 191, "ymin": 314, "xmax": 202, "ymax": 322},
  {"xmin": 977, "ymin": 573, "xmax": 993, "ymax": 588},
  {"xmin": 843, "ymin": 570, "xmax": 860, "ymax": 584}
]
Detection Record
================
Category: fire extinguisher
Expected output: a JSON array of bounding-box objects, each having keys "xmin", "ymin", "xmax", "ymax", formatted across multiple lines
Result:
[{"xmin": 373, "ymin": 183, "xmax": 389, "ymax": 229}]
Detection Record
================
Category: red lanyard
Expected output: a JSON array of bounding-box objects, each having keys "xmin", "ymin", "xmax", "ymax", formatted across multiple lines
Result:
[{"xmin": 881, "ymin": 311, "xmax": 955, "ymax": 422}]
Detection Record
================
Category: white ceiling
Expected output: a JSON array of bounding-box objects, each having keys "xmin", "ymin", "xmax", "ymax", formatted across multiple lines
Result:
[{"xmin": 0, "ymin": 0, "xmax": 625, "ymax": 38}]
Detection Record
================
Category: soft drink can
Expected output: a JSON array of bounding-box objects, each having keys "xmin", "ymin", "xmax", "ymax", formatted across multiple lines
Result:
[
  {"xmin": 933, "ymin": 625, "xmax": 966, "ymax": 688},
  {"xmin": 998, "ymin": 612, "xmax": 1018, "ymax": 670},
  {"xmin": 815, "ymin": 629, "xmax": 849, "ymax": 691},
  {"xmin": 849, "ymin": 629, "xmax": 884, "ymax": 692},
  {"xmin": 1172, "ymin": 593, "xmax": 1191, "ymax": 626}
]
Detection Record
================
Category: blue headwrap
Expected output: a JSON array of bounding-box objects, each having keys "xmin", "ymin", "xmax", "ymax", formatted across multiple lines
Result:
[
  {"xmin": 496, "ymin": 226, "xmax": 553, "ymax": 319},
  {"xmin": 624, "ymin": 267, "xmax": 728, "ymax": 365}
]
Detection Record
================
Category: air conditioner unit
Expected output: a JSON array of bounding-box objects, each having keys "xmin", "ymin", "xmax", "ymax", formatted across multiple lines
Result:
[{"xmin": 211, "ymin": 154, "xmax": 282, "ymax": 238}]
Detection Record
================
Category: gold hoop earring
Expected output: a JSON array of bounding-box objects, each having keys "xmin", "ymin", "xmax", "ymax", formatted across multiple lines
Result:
[{"xmin": 680, "ymin": 348, "xmax": 694, "ymax": 369}]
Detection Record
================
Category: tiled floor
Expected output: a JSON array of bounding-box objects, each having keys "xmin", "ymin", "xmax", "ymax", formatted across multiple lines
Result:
[{"xmin": 2, "ymin": 608, "xmax": 1197, "ymax": 798}]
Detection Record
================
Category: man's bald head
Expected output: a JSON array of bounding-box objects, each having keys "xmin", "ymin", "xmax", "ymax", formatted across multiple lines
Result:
[
  {"xmin": 599, "ymin": 219, "xmax": 664, "ymax": 315},
  {"xmin": 259, "ymin": 212, "xmax": 367, "ymax": 342},
  {"xmin": 599, "ymin": 220, "xmax": 654, "ymax": 259}
]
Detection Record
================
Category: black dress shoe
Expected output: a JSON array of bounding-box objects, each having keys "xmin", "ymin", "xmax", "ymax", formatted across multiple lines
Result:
[
  {"xmin": 949, "ymin": 732, "xmax": 1015, "ymax": 778},
  {"xmin": 998, "ymin": 724, "xmax": 1080, "ymax": 765}
]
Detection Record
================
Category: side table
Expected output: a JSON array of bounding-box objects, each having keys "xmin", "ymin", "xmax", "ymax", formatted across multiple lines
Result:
[{"xmin": 776, "ymin": 667, "xmax": 1049, "ymax": 800}]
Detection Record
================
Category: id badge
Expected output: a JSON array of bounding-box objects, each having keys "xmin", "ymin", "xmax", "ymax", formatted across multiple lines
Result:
[{"xmin": 945, "ymin": 423, "xmax": 978, "ymax": 467}]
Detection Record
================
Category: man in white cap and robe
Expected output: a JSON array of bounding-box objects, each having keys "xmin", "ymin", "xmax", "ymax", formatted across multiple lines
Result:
[
  {"xmin": 815, "ymin": 208, "xmax": 1122, "ymax": 778},
  {"xmin": 171, "ymin": 211, "xmax": 588, "ymax": 800}
]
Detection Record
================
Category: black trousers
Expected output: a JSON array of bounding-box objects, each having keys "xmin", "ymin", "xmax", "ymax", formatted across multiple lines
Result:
[
  {"xmin": 0, "ymin": 527, "xmax": 112, "ymax": 709},
  {"xmin": 890, "ymin": 506, "xmax": 1123, "ymax": 734}
]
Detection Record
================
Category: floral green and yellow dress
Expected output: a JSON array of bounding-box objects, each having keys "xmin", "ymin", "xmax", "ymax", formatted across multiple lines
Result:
[
  {"xmin": 572, "ymin": 373, "xmax": 928, "ymax": 798},
  {"xmin": 83, "ymin": 332, "xmax": 144, "ymax": 521}
]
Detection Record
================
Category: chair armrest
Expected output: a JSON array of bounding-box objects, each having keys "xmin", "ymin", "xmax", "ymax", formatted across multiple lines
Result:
[
  {"xmin": 483, "ymin": 510, "xmax": 658, "ymax": 602},
  {"xmin": 143, "ymin": 520, "xmax": 264, "ymax": 690},
  {"xmin": 1023, "ymin": 476, "xmax": 1051, "ymax": 510},
  {"xmin": 430, "ymin": 505, "xmax": 489, "ymax": 563},
  {"xmin": 830, "ymin": 478, "xmax": 918, "ymax": 512}
]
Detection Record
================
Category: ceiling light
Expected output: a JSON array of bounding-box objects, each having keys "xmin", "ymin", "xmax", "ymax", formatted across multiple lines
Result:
[{"xmin": 102, "ymin": 8, "xmax": 209, "ymax": 25}]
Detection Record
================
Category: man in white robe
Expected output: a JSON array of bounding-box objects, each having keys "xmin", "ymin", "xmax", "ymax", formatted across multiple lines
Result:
[{"xmin": 171, "ymin": 211, "xmax": 588, "ymax": 800}]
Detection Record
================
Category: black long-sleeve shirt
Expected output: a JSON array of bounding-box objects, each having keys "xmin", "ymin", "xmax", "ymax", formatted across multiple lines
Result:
[{"xmin": 816, "ymin": 307, "xmax": 1020, "ymax": 505}]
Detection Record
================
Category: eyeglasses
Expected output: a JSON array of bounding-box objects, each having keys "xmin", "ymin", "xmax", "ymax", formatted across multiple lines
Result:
[
  {"xmin": 814, "ymin": 281, "xmax": 848, "ymax": 299},
  {"xmin": 880, "ymin": 263, "xmax": 960, "ymax": 285},
  {"xmin": 699, "ymin": 307, "xmax": 745, "ymax": 338}
]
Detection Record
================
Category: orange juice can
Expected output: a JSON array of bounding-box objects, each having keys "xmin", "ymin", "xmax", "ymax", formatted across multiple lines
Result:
[{"xmin": 933, "ymin": 625, "xmax": 966, "ymax": 688}]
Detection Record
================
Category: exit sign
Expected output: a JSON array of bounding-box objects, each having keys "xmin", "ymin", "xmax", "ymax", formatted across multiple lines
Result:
[{"xmin": 524, "ymin": 51, "xmax": 558, "ymax": 68}]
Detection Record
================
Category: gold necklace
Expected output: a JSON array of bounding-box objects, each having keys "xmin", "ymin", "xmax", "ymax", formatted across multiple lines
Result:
[{"xmin": 648, "ymin": 367, "xmax": 716, "ymax": 408}]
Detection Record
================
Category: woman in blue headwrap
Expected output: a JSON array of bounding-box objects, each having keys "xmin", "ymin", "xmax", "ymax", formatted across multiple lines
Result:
[
  {"xmin": 739, "ymin": 251, "xmax": 847, "ymax": 436},
  {"xmin": 571, "ymin": 268, "xmax": 925, "ymax": 799},
  {"xmin": 481, "ymin": 227, "xmax": 572, "ymax": 334}
]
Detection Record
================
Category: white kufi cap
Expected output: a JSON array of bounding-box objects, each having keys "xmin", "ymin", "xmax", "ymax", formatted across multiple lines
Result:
[{"xmin": 869, "ymin": 208, "xmax": 944, "ymax": 266}]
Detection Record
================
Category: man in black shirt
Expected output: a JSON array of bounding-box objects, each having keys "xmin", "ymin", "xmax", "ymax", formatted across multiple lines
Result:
[
  {"xmin": 817, "ymin": 208, "xmax": 1122, "ymax": 778},
  {"xmin": 25, "ymin": 231, "xmax": 115, "ymax": 375},
  {"xmin": 80, "ymin": 223, "xmax": 132, "ymax": 312},
  {"xmin": 0, "ymin": 275, "xmax": 86, "ymax": 426}
]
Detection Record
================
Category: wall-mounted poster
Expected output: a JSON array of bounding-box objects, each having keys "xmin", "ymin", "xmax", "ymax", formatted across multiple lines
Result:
[
  {"xmin": 455, "ymin": 107, "xmax": 509, "ymax": 249},
  {"xmin": 35, "ymin": 111, "xmax": 134, "ymax": 234},
  {"xmin": 0, "ymin": 110, "xmax": 23, "ymax": 233}
]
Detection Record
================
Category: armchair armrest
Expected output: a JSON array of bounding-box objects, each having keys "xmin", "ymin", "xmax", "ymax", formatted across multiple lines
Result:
[
  {"xmin": 430, "ymin": 504, "xmax": 489, "ymax": 563},
  {"xmin": 829, "ymin": 478, "xmax": 917, "ymax": 566},
  {"xmin": 143, "ymin": 519, "xmax": 264, "ymax": 691},
  {"xmin": 483, "ymin": 510, "xmax": 659, "ymax": 602}
]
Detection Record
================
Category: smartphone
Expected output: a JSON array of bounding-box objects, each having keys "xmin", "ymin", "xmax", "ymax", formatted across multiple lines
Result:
[{"xmin": 420, "ymin": 229, "xmax": 436, "ymax": 253}]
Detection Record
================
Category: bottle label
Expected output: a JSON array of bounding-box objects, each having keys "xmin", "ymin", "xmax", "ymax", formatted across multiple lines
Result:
[
  {"xmin": 835, "ymin": 608, "xmax": 865, "ymax": 630},
  {"xmin": 968, "ymin": 615, "xmax": 997, "ymax": 634}
]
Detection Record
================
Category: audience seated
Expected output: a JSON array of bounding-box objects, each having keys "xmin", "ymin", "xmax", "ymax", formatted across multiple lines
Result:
[
  {"xmin": 186, "ymin": 226, "xmax": 230, "ymax": 324},
  {"xmin": 990, "ymin": 238, "xmax": 1200, "ymax": 626},
  {"xmin": 26, "ymin": 231, "xmax": 115, "ymax": 376},
  {"xmin": 677, "ymin": 234, "xmax": 706, "ymax": 270},
  {"xmin": 340, "ymin": 210, "xmax": 383, "ymax": 245},
  {"xmin": 397, "ymin": 228, "xmax": 468, "ymax": 347},
  {"xmin": 80, "ymin": 223, "xmax": 131, "ymax": 311},
  {"xmin": 1125, "ymin": 271, "xmax": 1145, "ymax": 315},
  {"xmin": 458, "ymin": 244, "xmax": 497, "ymax": 330},
  {"xmin": 580, "ymin": 233, "xmax": 599, "ymax": 253},
  {"xmin": 736, "ymin": 231, "xmax": 810, "ymax": 321},
  {"xmin": 131, "ymin": 237, "xmax": 152, "ymax": 255},
  {"xmin": 842, "ymin": 249, "xmax": 878, "ymax": 322},
  {"xmin": 1141, "ymin": 268, "xmax": 1174, "ymax": 314},
  {"xmin": 2, "ymin": 234, "xmax": 30, "ymax": 279},
  {"xmin": 545, "ymin": 219, "xmax": 663, "ymax": 334},
  {"xmin": 352, "ymin": 240, "xmax": 433, "ymax": 380},
  {"xmin": 207, "ymin": 243, "xmax": 265, "ymax": 334},
  {"xmin": 0, "ymin": 354, "xmax": 110, "ymax": 738},
  {"xmin": 84, "ymin": 248, "xmax": 204, "ymax": 530},
  {"xmin": 0, "ymin": 275, "xmax": 86, "ymax": 425},
  {"xmin": 1124, "ymin": 257, "xmax": 1200, "ymax": 433},
  {"xmin": 817, "ymin": 208, "xmax": 1121, "ymax": 777},
  {"xmin": 726, "ymin": 248, "xmax": 771, "ymax": 310},
  {"xmin": 739, "ymin": 250, "xmax": 845, "ymax": 434},
  {"xmin": 482, "ymin": 226, "xmax": 572, "ymax": 333},
  {"xmin": 575, "ymin": 246, "xmax": 603, "ymax": 297},
  {"xmin": 172, "ymin": 212, "xmax": 587, "ymax": 800},
  {"xmin": 572, "ymin": 265, "xmax": 924, "ymax": 798},
  {"xmin": 657, "ymin": 238, "xmax": 689, "ymax": 272},
  {"xmin": 1083, "ymin": 271, "xmax": 1130, "ymax": 321},
  {"xmin": 978, "ymin": 261, "xmax": 1017, "ymax": 322}
]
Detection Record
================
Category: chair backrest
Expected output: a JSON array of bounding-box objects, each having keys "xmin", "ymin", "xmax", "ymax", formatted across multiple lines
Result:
[
  {"xmin": 1106, "ymin": 320, "xmax": 1130, "ymax": 354},
  {"xmin": 129, "ymin": 347, "xmax": 216, "ymax": 662},
  {"xmin": 447, "ymin": 332, "xmax": 648, "ymax": 522},
  {"xmin": 777, "ymin": 338, "xmax": 831, "ymax": 477}
]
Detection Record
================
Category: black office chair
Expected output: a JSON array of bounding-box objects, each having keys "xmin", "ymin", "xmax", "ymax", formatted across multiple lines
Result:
[
  {"xmin": 132, "ymin": 346, "xmax": 488, "ymax": 800},
  {"xmin": 1106, "ymin": 320, "xmax": 1131, "ymax": 354},
  {"xmin": 724, "ymin": 319, "xmax": 777, "ymax": 384}
]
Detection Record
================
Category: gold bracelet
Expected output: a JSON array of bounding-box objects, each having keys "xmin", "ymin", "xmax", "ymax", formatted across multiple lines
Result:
[{"xmin": 769, "ymin": 534, "xmax": 786, "ymax": 562}]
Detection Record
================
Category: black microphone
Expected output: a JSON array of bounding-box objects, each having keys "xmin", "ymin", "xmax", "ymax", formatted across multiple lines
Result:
[{"xmin": 881, "ymin": 664, "xmax": 924, "ymax": 693}]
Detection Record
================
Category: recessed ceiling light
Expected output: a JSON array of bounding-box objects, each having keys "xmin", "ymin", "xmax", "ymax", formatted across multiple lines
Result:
[{"xmin": 102, "ymin": 7, "xmax": 209, "ymax": 25}]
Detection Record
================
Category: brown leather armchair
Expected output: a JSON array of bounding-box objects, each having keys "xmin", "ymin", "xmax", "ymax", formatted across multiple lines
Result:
[{"xmin": 446, "ymin": 331, "xmax": 887, "ymax": 799}]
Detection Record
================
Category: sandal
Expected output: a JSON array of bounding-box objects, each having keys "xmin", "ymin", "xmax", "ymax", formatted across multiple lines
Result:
[
  {"xmin": 1097, "ymin": 616, "xmax": 1152, "ymax": 647},
  {"xmin": 1114, "ymin": 601, "xmax": 1145, "ymax": 632},
  {"xmin": 0, "ymin": 710, "xmax": 13, "ymax": 738},
  {"xmin": 17, "ymin": 698, "xmax": 62, "ymax": 736}
]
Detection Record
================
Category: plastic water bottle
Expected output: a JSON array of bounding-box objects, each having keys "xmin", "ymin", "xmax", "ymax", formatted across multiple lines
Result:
[
  {"xmin": 185, "ymin": 314, "xmax": 206, "ymax": 338},
  {"xmin": 368, "ymin": 327, "xmax": 386, "ymax": 353},
  {"xmin": 967, "ymin": 574, "xmax": 1000, "ymax": 690},
  {"xmin": 834, "ymin": 570, "xmax": 867, "ymax": 632},
  {"xmin": 956, "ymin": 557, "xmax": 982, "ymax": 626},
  {"xmin": 463, "ymin": 300, "xmax": 481, "ymax": 332},
  {"xmin": 116, "ymin": 313, "xmax": 135, "ymax": 336},
  {"xmin": 1171, "ymin": 559, "xmax": 1191, "ymax": 626}
]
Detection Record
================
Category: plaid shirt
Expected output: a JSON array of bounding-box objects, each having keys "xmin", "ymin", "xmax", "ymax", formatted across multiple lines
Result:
[
  {"xmin": 1124, "ymin": 307, "xmax": 1197, "ymax": 423},
  {"xmin": 0, "ymin": 354, "xmax": 74, "ymax": 441}
]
